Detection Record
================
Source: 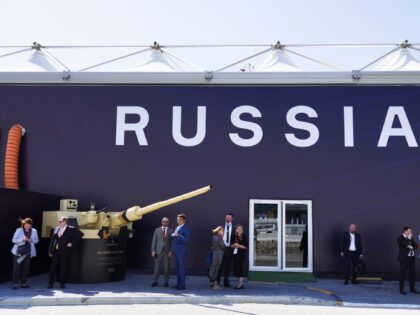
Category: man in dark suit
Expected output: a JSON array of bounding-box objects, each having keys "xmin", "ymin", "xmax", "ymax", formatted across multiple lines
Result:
[
  {"xmin": 151, "ymin": 217, "xmax": 173, "ymax": 287},
  {"xmin": 48, "ymin": 216, "xmax": 83, "ymax": 289},
  {"xmin": 397, "ymin": 226, "xmax": 420, "ymax": 295},
  {"xmin": 218, "ymin": 212, "xmax": 235, "ymax": 287},
  {"xmin": 340, "ymin": 223, "xmax": 363, "ymax": 285},
  {"xmin": 171, "ymin": 213, "xmax": 190, "ymax": 290}
]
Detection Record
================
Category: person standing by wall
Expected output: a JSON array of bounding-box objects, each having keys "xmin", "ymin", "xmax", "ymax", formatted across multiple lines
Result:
[
  {"xmin": 340, "ymin": 223, "xmax": 363, "ymax": 285},
  {"xmin": 397, "ymin": 226, "xmax": 420, "ymax": 295},
  {"xmin": 151, "ymin": 216, "xmax": 173, "ymax": 287},
  {"xmin": 232, "ymin": 224, "xmax": 248, "ymax": 289},
  {"xmin": 299, "ymin": 225, "xmax": 308, "ymax": 268},
  {"xmin": 209, "ymin": 226, "xmax": 225, "ymax": 290},
  {"xmin": 171, "ymin": 213, "xmax": 190, "ymax": 290},
  {"xmin": 11, "ymin": 218, "xmax": 39, "ymax": 290},
  {"xmin": 218, "ymin": 212, "xmax": 234, "ymax": 287},
  {"xmin": 47, "ymin": 216, "xmax": 83, "ymax": 289}
]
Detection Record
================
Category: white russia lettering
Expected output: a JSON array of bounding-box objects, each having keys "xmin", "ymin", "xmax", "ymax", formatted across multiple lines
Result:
[
  {"xmin": 172, "ymin": 106, "xmax": 207, "ymax": 146},
  {"xmin": 115, "ymin": 106, "xmax": 418, "ymax": 148}
]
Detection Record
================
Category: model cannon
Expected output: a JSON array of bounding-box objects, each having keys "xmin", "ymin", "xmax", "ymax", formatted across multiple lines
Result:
[
  {"xmin": 42, "ymin": 185, "xmax": 211, "ymax": 239},
  {"xmin": 41, "ymin": 185, "xmax": 211, "ymax": 283}
]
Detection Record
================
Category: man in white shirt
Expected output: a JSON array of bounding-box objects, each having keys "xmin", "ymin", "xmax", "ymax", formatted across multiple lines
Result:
[
  {"xmin": 48, "ymin": 216, "xmax": 83, "ymax": 289},
  {"xmin": 218, "ymin": 212, "xmax": 234, "ymax": 287},
  {"xmin": 397, "ymin": 226, "xmax": 420, "ymax": 294},
  {"xmin": 340, "ymin": 223, "xmax": 363, "ymax": 285}
]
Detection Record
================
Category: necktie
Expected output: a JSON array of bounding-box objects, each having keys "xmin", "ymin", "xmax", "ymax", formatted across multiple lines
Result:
[
  {"xmin": 225, "ymin": 224, "xmax": 230, "ymax": 244},
  {"xmin": 163, "ymin": 227, "xmax": 166, "ymax": 238}
]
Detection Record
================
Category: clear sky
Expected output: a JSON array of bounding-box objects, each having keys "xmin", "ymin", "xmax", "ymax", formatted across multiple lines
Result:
[{"xmin": 0, "ymin": 0, "xmax": 419, "ymax": 71}]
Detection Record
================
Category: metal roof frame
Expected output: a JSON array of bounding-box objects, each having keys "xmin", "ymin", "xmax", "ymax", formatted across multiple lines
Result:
[{"xmin": 0, "ymin": 40, "xmax": 419, "ymax": 85}]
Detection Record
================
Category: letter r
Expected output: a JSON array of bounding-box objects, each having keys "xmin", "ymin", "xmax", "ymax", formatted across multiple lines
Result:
[{"xmin": 115, "ymin": 106, "xmax": 149, "ymax": 146}]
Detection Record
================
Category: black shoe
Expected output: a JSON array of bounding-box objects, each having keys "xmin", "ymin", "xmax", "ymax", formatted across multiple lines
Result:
[
  {"xmin": 176, "ymin": 286, "xmax": 186, "ymax": 290},
  {"xmin": 224, "ymin": 283, "xmax": 231, "ymax": 287},
  {"xmin": 12, "ymin": 285, "xmax": 18, "ymax": 290},
  {"xmin": 172, "ymin": 285, "xmax": 179, "ymax": 289},
  {"xmin": 351, "ymin": 280, "xmax": 358, "ymax": 285},
  {"xmin": 400, "ymin": 290, "xmax": 407, "ymax": 295},
  {"xmin": 410, "ymin": 288, "xmax": 420, "ymax": 294},
  {"xmin": 151, "ymin": 282, "xmax": 158, "ymax": 287},
  {"xmin": 60, "ymin": 283, "xmax": 65, "ymax": 289},
  {"xmin": 47, "ymin": 283, "xmax": 54, "ymax": 289},
  {"xmin": 164, "ymin": 283, "xmax": 169, "ymax": 288},
  {"xmin": 344, "ymin": 281, "xmax": 349, "ymax": 285},
  {"xmin": 234, "ymin": 285, "xmax": 244, "ymax": 290},
  {"xmin": 21, "ymin": 284, "xmax": 30, "ymax": 288}
]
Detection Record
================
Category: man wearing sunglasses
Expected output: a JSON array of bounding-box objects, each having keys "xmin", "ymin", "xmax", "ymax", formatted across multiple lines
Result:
[
  {"xmin": 151, "ymin": 217, "xmax": 173, "ymax": 287},
  {"xmin": 47, "ymin": 217, "xmax": 83, "ymax": 289}
]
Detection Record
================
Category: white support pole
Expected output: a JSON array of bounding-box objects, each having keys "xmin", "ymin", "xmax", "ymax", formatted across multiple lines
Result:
[
  {"xmin": 0, "ymin": 47, "xmax": 32, "ymax": 60},
  {"xmin": 215, "ymin": 47, "xmax": 272, "ymax": 72},
  {"xmin": 162, "ymin": 49, "xmax": 203, "ymax": 71},
  {"xmin": 40, "ymin": 47, "xmax": 70, "ymax": 71},
  {"xmin": 284, "ymin": 48, "xmax": 344, "ymax": 71},
  {"xmin": 359, "ymin": 46, "xmax": 400, "ymax": 71},
  {"xmin": 79, "ymin": 48, "xmax": 151, "ymax": 71}
]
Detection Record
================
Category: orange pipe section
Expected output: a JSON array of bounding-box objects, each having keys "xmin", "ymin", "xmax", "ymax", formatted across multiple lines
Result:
[{"xmin": 4, "ymin": 125, "xmax": 26, "ymax": 189}]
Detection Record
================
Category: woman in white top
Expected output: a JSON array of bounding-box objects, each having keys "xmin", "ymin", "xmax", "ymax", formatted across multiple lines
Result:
[{"xmin": 11, "ymin": 218, "xmax": 39, "ymax": 289}]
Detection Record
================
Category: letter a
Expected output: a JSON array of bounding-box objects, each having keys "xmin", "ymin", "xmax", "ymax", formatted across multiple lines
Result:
[{"xmin": 378, "ymin": 106, "xmax": 418, "ymax": 147}]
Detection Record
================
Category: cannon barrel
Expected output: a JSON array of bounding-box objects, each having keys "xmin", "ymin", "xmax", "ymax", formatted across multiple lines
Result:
[{"xmin": 111, "ymin": 185, "xmax": 211, "ymax": 228}]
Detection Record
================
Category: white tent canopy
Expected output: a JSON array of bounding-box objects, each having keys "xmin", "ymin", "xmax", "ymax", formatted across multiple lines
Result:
[
  {"xmin": 1, "ymin": 41, "xmax": 420, "ymax": 85},
  {"xmin": 128, "ymin": 48, "xmax": 202, "ymax": 72},
  {"xmin": 255, "ymin": 48, "xmax": 299, "ymax": 72},
  {"xmin": 130, "ymin": 49, "xmax": 183, "ymax": 72},
  {"xmin": 1, "ymin": 50, "xmax": 61, "ymax": 72},
  {"xmin": 371, "ymin": 47, "xmax": 420, "ymax": 71}
]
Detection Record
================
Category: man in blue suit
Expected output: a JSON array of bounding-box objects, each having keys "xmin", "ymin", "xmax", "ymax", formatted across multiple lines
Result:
[{"xmin": 171, "ymin": 213, "xmax": 190, "ymax": 290}]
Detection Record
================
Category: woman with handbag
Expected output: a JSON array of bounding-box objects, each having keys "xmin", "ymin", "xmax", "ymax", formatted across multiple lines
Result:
[
  {"xmin": 11, "ymin": 218, "xmax": 39, "ymax": 289},
  {"xmin": 232, "ymin": 224, "xmax": 248, "ymax": 289}
]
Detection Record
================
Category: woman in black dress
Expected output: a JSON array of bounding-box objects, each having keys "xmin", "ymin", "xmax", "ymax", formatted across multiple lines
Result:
[{"xmin": 232, "ymin": 224, "xmax": 248, "ymax": 289}]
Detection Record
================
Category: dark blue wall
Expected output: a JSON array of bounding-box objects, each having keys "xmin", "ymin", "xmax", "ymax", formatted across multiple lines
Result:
[{"xmin": 1, "ymin": 85, "xmax": 420, "ymax": 277}]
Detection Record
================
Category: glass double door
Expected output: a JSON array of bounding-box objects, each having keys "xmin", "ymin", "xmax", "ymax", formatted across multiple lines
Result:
[{"xmin": 249, "ymin": 199, "xmax": 312, "ymax": 272}]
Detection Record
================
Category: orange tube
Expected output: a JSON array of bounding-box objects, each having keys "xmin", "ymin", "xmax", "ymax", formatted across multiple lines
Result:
[{"xmin": 4, "ymin": 125, "xmax": 26, "ymax": 189}]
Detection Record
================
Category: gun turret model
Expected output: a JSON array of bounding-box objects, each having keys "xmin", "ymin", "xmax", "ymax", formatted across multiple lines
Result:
[{"xmin": 42, "ymin": 185, "xmax": 211, "ymax": 239}]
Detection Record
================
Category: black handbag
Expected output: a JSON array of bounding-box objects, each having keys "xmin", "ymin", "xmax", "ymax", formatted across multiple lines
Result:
[
  {"xmin": 17, "ymin": 242, "xmax": 31, "ymax": 256},
  {"xmin": 17, "ymin": 228, "xmax": 31, "ymax": 256}
]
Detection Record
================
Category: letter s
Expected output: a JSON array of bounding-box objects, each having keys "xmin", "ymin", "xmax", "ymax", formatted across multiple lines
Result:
[
  {"xmin": 229, "ymin": 105, "xmax": 263, "ymax": 147},
  {"xmin": 285, "ymin": 106, "xmax": 319, "ymax": 147}
]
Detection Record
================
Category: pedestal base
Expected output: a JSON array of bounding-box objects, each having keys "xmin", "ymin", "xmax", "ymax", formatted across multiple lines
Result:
[{"xmin": 68, "ymin": 238, "xmax": 127, "ymax": 283}]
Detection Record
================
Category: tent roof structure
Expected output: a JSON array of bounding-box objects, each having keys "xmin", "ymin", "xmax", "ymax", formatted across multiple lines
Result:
[
  {"xmin": 0, "ymin": 42, "xmax": 68, "ymax": 72},
  {"xmin": 2, "ymin": 50, "xmax": 61, "ymax": 72},
  {"xmin": 132, "ymin": 50, "xmax": 183, "ymax": 72},
  {"xmin": 254, "ymin": 46, "xmax": 299, "ymax": 72},
  {"xmin": 370, "ymin": 47, "xmax": 420, "ymax": 71},
  {"xmin": 126, "ymin": 43, "xmax": 202, "ymax": 72},
  {"xmin": 0, "ymin": 40, "xmax": 419, "ymax": 84}
]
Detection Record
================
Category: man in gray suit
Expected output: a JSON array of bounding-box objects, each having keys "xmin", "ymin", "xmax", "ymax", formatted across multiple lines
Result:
[{"xmin": 151, "ymin": 217, "xmax": 173, "ymax": 287}]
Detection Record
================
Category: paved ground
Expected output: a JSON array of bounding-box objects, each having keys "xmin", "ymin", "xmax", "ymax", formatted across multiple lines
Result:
[
  {"xmin": 1, "ymin": 304, "xmax": 420, "ymax": 315},
  {"xmin": 0, "ymin": 271, "xmax": 419, "ymax": 308}
]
